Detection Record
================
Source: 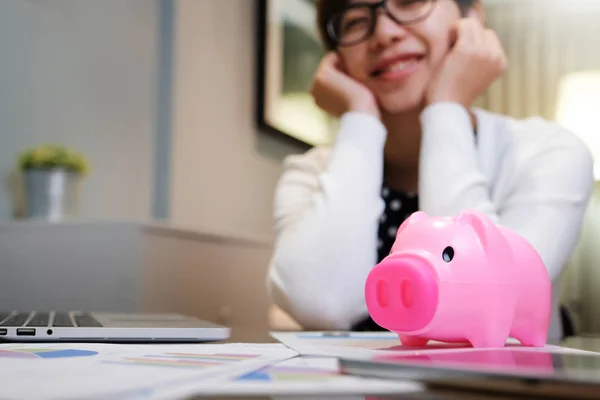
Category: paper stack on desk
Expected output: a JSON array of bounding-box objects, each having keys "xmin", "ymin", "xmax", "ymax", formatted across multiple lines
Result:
[
  {"xmin": 0, "ymin": 340, "xmax": 423, "ymax": 399},
  {"xmin": 152, "ymin": 355, "xmax": 423, "ymax": 399},
  {"xmin": 0, "ymin": 342, "xmax": 297, "ymax": 399},
  {"xmin": 271, "ymin": 331, "xmax": 466, "ymax": 358},
  {"xmin": 270, "ymin": 331, "xmax": 596, "ymax": 359},
  {"xmin": 10, "ymin": 331, "xmax": 589, "ymax": 399}
]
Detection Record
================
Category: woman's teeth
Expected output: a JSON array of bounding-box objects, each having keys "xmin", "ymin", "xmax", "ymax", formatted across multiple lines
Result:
[
  {"xmin": 386, "ymin": 61, "xmax": 413, "ymax": 72},
  {"xmin": 373, "ymin": 58, "xmax": 420, "ymax": 77}
]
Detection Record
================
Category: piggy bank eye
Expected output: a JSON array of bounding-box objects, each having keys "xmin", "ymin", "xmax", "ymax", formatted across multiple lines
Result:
[{"xmin": 442, "ymin": 246, "xmax": 454, "ymax": 263}]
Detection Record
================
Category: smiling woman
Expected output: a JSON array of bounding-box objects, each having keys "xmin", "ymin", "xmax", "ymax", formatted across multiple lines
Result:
[{"xmin": 266, "ymin": 0, "xmax": 594, "ymax": 343}]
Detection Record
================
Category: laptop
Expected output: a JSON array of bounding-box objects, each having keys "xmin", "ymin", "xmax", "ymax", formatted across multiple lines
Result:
[{"xmin": 0, "ymin": 310, "xmax": 230, "ymax": 342}]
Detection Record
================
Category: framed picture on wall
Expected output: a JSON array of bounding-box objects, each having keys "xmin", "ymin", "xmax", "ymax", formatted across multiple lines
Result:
[{"xmin": 256, "ymin": 0, "xmax": 338, "ymax": 148}]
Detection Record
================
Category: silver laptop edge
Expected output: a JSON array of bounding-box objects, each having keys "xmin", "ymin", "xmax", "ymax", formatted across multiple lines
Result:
[{"xmin": 0, "ymin": 311, "xmax": 231, "ymax": 342}]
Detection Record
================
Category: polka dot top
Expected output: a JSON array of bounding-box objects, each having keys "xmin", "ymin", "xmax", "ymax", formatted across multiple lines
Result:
[
  {"xmin": 377, "ymin": 184, "xmax": 419, "ymax": 265},
  {"xmin": 352, "ymin": 182, "xmax": 419, "ymax": 331}
]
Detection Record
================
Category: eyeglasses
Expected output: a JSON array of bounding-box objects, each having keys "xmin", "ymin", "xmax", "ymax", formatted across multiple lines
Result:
[{"xmin": 327, "ymin": 0, "xmax": 437, "ymax": 47}]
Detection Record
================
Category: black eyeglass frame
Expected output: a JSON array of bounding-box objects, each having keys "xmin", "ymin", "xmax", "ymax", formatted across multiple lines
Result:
[{"xmin": 326, "ymin": 0, "xmax": 438, "ymax": 47}]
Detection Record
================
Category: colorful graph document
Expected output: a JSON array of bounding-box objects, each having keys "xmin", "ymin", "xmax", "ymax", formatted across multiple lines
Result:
[
  {"xmin": 271, "ymin": 331, "xmax": 592, "ymax": 359},
  {"xmin": 0, "ymin": 342, "xmax": 297, "ymax": 400},
  {"xmin": 226, "ymin": 355, "xmax": 422, "ymax": 394},
  {"xmin": 139, "ymin": 356, "xmax": 423, "ymax": 398},
  {"xmin": 272, "ymin": 331, "xmax": 421, "ymax": 357},
  {"xmin": 0, "ymin": 347, "xmax": 99, "ymax": 359}
]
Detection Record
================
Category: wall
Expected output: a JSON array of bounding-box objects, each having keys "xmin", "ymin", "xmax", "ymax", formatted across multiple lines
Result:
[
  {"xmin": 168, "ymin": 0, "xmax": 302, "ymax": 237},
  {"xmin": 0, "ymin": 220, "xmax": 142, "ymax": 313},
  {"xmin": 0, "ymin": 0, "xmax": 158, "ymax": 220},
  {"xmin": 0, "ymin": 0, "xmax": 301, "ymax": 236}
]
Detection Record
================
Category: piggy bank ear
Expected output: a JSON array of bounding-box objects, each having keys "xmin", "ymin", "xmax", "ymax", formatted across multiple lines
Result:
[
  {"xmin": 391, "ymin": 211, "xmax": 429, "ymax": 253},
  {"xmin": 395, "ymin": 211, "xmax": 429, "ymax": 237},
  {"xmin": 407, "ymin": 211, "xmax": 429, "ymax": 223},
  {"xmin": 456, "ymin": 209, "xmax": 496, "ymax": 248}
]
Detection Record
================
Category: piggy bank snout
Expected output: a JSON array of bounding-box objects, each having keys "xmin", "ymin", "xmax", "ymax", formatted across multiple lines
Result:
[{"xmin": 365, "ymin": 256, "xmax": 439, "ymax": 333}]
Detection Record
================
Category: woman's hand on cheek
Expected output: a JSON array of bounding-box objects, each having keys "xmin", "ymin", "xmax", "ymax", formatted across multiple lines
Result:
[
  {"xmin": 311, "ymin": 52, "xmax": 380, "ymax": 119},
  {"xmin": 425, "ymin": 18, "xmax": 507, "ymax": 109}
]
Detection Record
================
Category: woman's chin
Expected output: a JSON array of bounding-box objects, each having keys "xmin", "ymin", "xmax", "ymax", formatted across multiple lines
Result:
[
  {"xmin": 375, "ymin": 88, "xmax": 426, "ymax": 115},
  {"xmin": 378, "ymin": 97, "xmax": 425, "ymax": 115}
]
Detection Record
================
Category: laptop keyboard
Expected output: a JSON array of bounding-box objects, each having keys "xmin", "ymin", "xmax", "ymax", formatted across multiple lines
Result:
[
  {"xmin": 52, "ymin": 312, "xmax": 74, "ymax": 327},
  {"xmin": 0, "ymin": 312, "xmax": 9, "ymax": 325},
  {"xmin": 0, "ymin": 312, "xmax": 103, "ymax": 327},
  {"xmin": 26, "ymin": 312, "xmax": 52, "ymax": 327},
  {"xmin": 0, "ymin": 312, "xmax": 30, "ymax": 327},
  {"xmin": 73, "ymin": 313, "xmax": 103, "ymax": 327}
]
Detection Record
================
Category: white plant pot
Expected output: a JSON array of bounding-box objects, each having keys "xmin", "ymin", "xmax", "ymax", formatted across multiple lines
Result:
[{"xmin": 24, "ymin": 168, "xmax": 78, "ymax": 221}]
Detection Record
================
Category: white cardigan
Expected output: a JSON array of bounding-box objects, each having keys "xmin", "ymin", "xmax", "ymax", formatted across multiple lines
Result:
[{"xmin": 267, "ymin": 102, "xmax": 594, "ymax": 341}]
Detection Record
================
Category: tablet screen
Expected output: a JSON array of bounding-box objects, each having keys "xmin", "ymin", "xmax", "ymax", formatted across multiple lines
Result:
[{"xmin": 366, "ymin": 348, "xmax": 600, "ymax": 383}]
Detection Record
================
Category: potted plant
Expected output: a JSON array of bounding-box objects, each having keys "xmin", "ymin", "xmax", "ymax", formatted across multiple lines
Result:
[{"xmin": 17, "ymin": 144, "xmax": 90, "ymax": 221}]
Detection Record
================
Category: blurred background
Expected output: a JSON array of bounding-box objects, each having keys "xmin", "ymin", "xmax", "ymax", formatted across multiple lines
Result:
[{"xmin": 1, "ymin": 0, "xmax": 600, "ymax": 341}]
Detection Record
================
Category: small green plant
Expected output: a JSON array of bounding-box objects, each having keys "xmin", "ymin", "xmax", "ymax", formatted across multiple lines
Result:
[{"xmin": 17, "ymin": 144, "xmax": 90, "ymax": 176}]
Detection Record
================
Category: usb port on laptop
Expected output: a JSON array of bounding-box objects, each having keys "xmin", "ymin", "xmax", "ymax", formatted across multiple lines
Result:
[
  {"xmin": 0, "ymin": 329, "xmax": 6, "ymax": 336},
  {"xmin": 16, "ymin": 328, "xmax": 36, "ymax": 336}
]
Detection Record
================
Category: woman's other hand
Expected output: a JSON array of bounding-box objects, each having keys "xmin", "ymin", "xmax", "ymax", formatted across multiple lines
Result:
[{"xmin": 426, "ymin": 18, "xmax": 507, "ymax": 109}]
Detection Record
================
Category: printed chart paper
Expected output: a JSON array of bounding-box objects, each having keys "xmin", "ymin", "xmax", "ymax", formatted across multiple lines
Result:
[
  {"xmin": 144, "ymin": 355, "xmax": 424, "ymax": 398},
  {"xmin": 271, "ymin": 331, "xmax": 596, "ymax": 359},
  {"xmin": 0, "ymin": 342, "xmax": 297, "ymax": 400},
  {"xmin": 271, "ymin": 331, "xmax": 432, "ymax": 357}
]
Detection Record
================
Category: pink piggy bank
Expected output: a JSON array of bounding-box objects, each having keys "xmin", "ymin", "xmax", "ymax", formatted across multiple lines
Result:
[{"xmin": 364, "ymin": 209, "xmax": 551, "ymax": 348}]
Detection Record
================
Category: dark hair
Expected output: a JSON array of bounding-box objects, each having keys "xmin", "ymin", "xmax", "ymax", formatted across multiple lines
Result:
[{"xmin": 316, "ymin": 0, "xmax": 477, "ymax": 50}]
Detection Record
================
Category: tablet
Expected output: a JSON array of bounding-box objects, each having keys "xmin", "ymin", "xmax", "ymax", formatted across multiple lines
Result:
[{"xmin": 339, "ymin": 347, "xmax": 600, "ymax": 398}]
